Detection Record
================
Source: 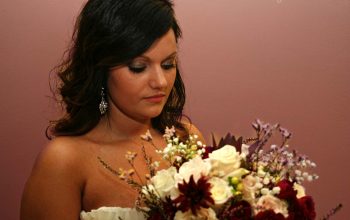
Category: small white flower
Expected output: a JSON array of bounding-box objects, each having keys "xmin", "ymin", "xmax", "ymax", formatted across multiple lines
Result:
[
  {"xmin": 197, "ymin": 149, "xmax": 203, "ymax": 155},
  {"xmin": 272, "ymin": 186, "xmax": 281, "ymax": 195},
  {"xmin": 179, "ymin": 143, "xmax": 187, "ymax": 148},
  {"xmin": 164, "ymin": 126, "xmax": 176, "ymax": 139},
  {"xmin": 307, "ymin": 175, "xmax": 313, "ymax": 182},
  {"xmin": 263, "ymin": 177, "xmax": 270, "ymax": 185},
  {"xmin": 140, "ymin": 130, "xmax": 152, "ymax": 141},
  {"xmin": 261, "ymin": 188, "xmax": 270, "ymax": 195},
  {"xmin": 255, "ymin": 182, "xmax": 263, "ymax": 189},
  {"xmin": 295, "ymin": 170, "xmax": 302, "ymax": 176},
  {"xmin": 302, "ymin": 172, "xmax": 309, "ymax": 178},
  {"xmin": 152, "ymin": 161, "xmax": 160, "ymax": 168}
]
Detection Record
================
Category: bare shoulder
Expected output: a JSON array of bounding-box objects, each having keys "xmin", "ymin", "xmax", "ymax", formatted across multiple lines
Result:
[
  {"xmin": 180, "ymin": 117, "xmax": 206, "ymax": 144},
  {"xmin": 29, "ymin": 137, "xmax": 88, "ymax": 180},
  {"xmin": 36, "ymin": 137, "xmax": 85, "ymax": 169},
  {"xmin": 20, "ymin": 136, "xmax": 87, "ymax": 220}
]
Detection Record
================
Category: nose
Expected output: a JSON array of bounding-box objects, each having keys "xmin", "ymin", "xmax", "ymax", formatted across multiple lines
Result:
[{"xmin": 149, "ymin": 66, "xmax": 167, "ymax": 89}]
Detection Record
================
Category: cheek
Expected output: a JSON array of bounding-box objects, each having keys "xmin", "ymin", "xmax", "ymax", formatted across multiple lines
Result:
[
  {"xmin": 108, "ymin": 75, "xmax": 147, "ymax": 108},
  {"xmin": 167, "ymin": 71, "xmax": 177, "ymax": 89},
  {"xmin": 108, "ymin": 75, "xmax": 129, "ymax": 105}
]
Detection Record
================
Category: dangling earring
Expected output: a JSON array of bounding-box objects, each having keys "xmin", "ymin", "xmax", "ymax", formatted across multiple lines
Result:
[{"xmin": 99, "ymin": 87, "xmax": 108, "ymax": 115}]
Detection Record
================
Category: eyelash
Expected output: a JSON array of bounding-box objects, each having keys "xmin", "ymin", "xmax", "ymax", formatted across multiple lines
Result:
[
  {"xmin": 128, "ymin": 66, "xmax": 146, "ymax": 73},
  {"xmin": 128, "ymin": 62, "xmax": 176, "ymax": 74}
]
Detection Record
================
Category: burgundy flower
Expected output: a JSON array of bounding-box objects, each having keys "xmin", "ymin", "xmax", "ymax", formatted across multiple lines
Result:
[
  {"xmin": 147, "ymin": 213, "xmax": 163, "ymax": 220},
  {"xmin": 287, "ymin": 196, "xmax": 316, "ymax": 220},
  {"xmin": 298, "ymin": 196, "xmax": 316, "ymax": 220},
  {"xmin": 147, "ymin": 197, "xmax": 176, "ymax": 220},
  {"xmin": 221, "ymin": 200, "xmax": 252, "ymax": 220},
  {"xmin": 172, "ymin": 175, "xmax": 214, "ymax": 216},
  {"xmin": 255, "ymin": 210, "xmax": 286, "ymax": 220},
  {"xmin": 276, "ymin": 180, "xmax": 297, "ymax": 201}
]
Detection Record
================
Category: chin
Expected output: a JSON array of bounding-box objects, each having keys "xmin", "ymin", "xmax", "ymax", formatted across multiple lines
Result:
[{"xmin": 145, "ymin": 107, "xmax": 164, "ymax": 119}]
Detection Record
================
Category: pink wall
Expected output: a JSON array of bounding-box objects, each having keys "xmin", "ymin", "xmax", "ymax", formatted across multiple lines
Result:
[{"xmin": 1, "ymin": 0, "xmax": 349, "ymax": 219}]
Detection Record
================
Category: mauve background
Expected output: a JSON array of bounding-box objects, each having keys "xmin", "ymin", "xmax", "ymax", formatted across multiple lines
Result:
[{"xmin": 0, "ymin": 0, "xmax": 349, "ymax": 219}]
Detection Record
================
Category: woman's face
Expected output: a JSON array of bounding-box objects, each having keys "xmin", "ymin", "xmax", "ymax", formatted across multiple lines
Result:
[{"xmin": 107, "ymin": 29, "xmax": 177, "ymax": 123}]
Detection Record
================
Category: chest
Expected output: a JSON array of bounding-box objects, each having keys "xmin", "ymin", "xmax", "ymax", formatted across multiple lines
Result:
[{"xmin": 81, "ymin": 139, "xmax": 166, "ymax": 211}]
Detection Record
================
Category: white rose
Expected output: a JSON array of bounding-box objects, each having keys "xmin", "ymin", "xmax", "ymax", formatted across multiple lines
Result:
[
  {"xmin": 241, "ymin": 174, "xmax": 259, "ymax": 204},
  {"xmin": 208, "ymin": 145, "xmax": 242, "ymax": 177},
  {"xmin": 174, "ymin": 208, "xmax": 218, "ymax": 220},
  {"xmin": 293, "ymin": 183, "xmax": 306, "ymax": 198},
  {"xmin": 175, "ymin": 156, "xmax": 211, "ymax": 184},
  {"xmin": 151, "ymin": 166, "xmax": 177, "ymax": 199},
  {"xmin": 256, "ymin": 194, "xmax": 289, "ymax": 218},
  {"xmin": 208, "ymin": 177, "xmax": 232, "ymax": 205}
]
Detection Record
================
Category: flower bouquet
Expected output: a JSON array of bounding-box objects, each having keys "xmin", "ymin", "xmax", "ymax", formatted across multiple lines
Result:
[{"xmin": 99, "ymin": 119, "xmax": 341, "ymax": 220}]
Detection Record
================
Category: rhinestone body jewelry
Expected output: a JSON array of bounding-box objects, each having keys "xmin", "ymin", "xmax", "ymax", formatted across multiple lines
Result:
[{"xmin": 99, "ymin": 87, "xmax": 108, "ymax": 115}]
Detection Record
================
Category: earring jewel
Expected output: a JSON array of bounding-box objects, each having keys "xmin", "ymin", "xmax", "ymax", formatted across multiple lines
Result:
[{"xmin": 99, "ymin": 87, "xmax": 108, "ymax": 115}]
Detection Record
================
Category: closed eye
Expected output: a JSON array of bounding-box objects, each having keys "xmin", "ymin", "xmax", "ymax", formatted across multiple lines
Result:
[
  {"xmin": 162, "ymin": 63, "xmax": 176, "ymax": 70},
  {"xmin": 161, "ymin": 57, "xmax": 177, "ymax": 70},
  {"xmin": 128, "ymin": 65, "xmax": 146, "ymax": 73}
]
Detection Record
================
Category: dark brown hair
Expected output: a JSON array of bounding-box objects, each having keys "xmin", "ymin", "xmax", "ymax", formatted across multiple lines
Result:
[{"xmin": 48, "ymin": 0, "xmax": 187, "ymax": 138}]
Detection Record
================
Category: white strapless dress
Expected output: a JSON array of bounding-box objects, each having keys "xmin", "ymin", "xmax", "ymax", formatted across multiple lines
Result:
[{"xmin": 80, "ymin": 207, "xmax": 146, "ymax": 220}]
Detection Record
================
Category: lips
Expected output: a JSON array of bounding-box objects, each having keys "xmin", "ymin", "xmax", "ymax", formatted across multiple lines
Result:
[{"xmin": 144, "ymin": 93, "xmax": 166, "ymax": 103}]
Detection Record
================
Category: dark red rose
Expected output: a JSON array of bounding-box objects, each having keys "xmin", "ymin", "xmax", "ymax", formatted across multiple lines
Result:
[
  {"xmin": 287, "ymin": 196, "xmax": 316, "ymax": 220},
  {"xmin": 220, "ymin": 200, "xmax": 252, "ymax": 220},
  {"xmin": 298, "ymin": 196, "xmax": 316, "ymax": 219},
  {"xmin": 255, "ymin": 210, "xmax": 286, "ymax": 220},
  {"xmin": 276, "ymin": 180, "xmax": 297, "ymax": 201}
]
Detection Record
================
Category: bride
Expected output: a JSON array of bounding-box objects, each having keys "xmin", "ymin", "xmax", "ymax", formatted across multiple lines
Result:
[{"xmin": 20, "ymin": 0, "xmax": 204, "ymax": 219}]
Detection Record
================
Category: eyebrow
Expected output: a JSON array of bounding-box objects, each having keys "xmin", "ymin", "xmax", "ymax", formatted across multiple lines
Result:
[{"xmin": 138, "ymin": 51, "xmax": 177, "ymax": 62}]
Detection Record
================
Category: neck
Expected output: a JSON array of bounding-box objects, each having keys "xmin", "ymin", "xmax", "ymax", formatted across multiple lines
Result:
[{"xmin": 97, "ymin": 107, "xmax": 155, "ymax": 142}]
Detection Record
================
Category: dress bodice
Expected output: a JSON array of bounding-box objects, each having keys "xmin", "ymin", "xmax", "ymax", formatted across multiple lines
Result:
[{"xmin": 80, "ymin": 207, "xmax": 146, "ymax": 220}]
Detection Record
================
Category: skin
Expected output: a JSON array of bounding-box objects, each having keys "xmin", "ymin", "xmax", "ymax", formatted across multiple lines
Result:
[{"xmin": 20, "ymin": 29, "xmax": 204, "ymax": 220}]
